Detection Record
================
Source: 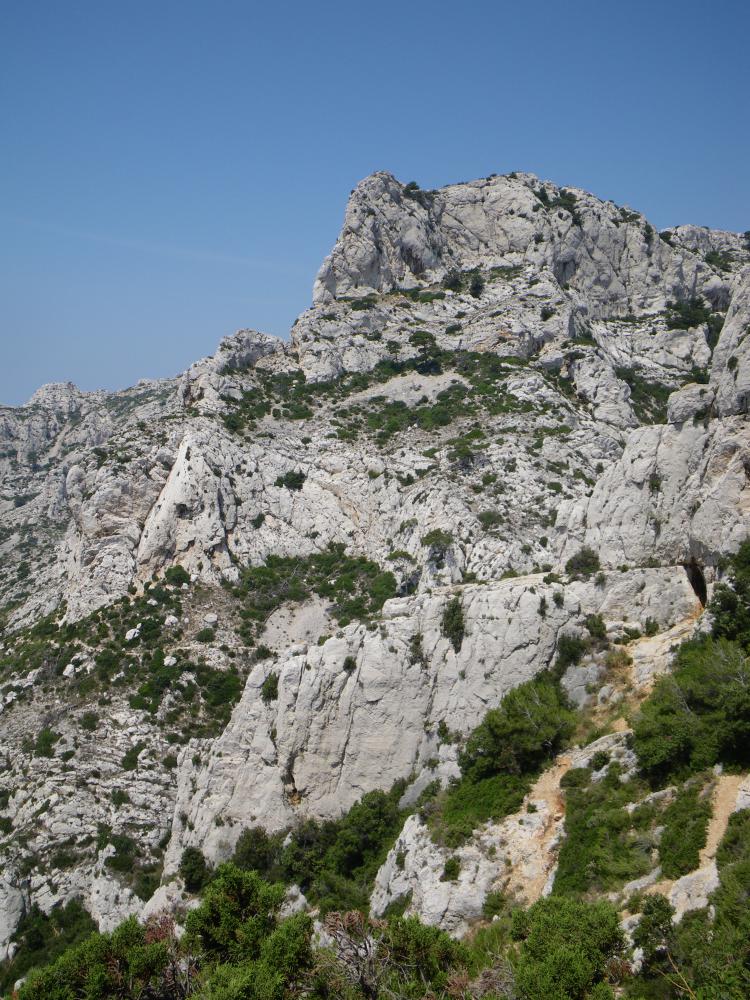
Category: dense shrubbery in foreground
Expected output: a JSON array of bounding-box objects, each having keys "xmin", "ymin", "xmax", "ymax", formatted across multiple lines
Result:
[
  {"xmin": 9, "ymin": 815, "xmax": 750, "ymax": 998},
  {"xmin": 0, "ymin": 901, "xmax": 96, "ymax": 996},
  {"xmin": 10, "ymin": 864, "xmax": 629, "ymax": 1000}
]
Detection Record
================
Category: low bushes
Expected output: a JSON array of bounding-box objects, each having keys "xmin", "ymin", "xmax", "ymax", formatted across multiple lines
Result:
[
  {"xmin": 441, "ymin": 597, "xmax": 465, "ymax": 652},
  {"xmin": 237, "ymin": 544, "xmax": 396, "ymax": 643},
  {"xmin": 565, "ymin": 546, "xmax": 601, "ymax": 578},
  {"xmin": 633, "ymin": 636, "xmax": 750, "ymax": 781},
  {"xmin": 511, "ymin": 896, "xmax": 625, "ymax": 999},
  {"xmin": 428, "ymin": 674, "xmax": 574, "ymax": 846},
  {"xmin": 180, "ymin": 846, "xmax": 211, "ymax": 892},
  {"xmin": 0, "ymin": 900, "xmax": 96, "ymax": 995},
  {"xmin": 230, "ymin": 784, "xmax": 407, "ymax": 916},
  {"xmin": 554, "ymin": 764, "xmax": 653, "ymax": 896},
  {"xmin": 658, "ymin": 782, "xmax": 712, "ymax": 879}
]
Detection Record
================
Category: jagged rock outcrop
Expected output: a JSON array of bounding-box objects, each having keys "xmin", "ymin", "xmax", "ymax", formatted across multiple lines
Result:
[{"xmin": 1, "ymin": 168, "xmax": 748, "ymax": 951}]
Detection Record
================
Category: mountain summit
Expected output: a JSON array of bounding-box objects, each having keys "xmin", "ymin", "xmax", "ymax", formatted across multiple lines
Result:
[{"xmin": 1, "ymin": 172, "xmax": 749, "ymax": 987}]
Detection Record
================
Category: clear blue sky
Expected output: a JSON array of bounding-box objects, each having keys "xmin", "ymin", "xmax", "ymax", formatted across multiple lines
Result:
[{"xmin": 2, "ymin": 0, "xmax": 748, "ymax": 405}]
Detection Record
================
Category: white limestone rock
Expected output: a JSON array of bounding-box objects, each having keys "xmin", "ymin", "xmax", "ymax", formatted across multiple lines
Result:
[
  {"xmin": 2, "ymin": 168, "xmax": 749, "ymax": 947},
  {"xmin": 711, "ymin": 268, "xmax": 750, "ymax": 417},
  {"xmin": 164, "ymin": 568, "xmax": 696, "ymax": 872}
]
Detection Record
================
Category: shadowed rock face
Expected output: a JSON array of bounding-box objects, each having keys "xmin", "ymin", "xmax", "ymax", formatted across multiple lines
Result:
[{"xmin": 0, "ymin": 170, "xmax": 749, "ymax": 951}]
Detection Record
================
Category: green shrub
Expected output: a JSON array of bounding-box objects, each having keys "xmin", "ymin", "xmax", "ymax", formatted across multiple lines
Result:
[
  {"xmin": 614, "ymin": 367, "xmax": 672, "ymax": 423},
  {"xmin": 274, "ymin": 785, "xmax": 407, "ymax": 914},
  {"xmin": 432, "ymin": 772, "xmax": 530, "ymax": 847},
  {"xmin": 590, "ymin": 750, "xmax": 610, "ymax": 771},
  {"xmin": 643, "ymin": 617, "xmax": 659, "ymax": 636},
  {"xmin": 633, "ymin": 636, "xmax": 750, "ymax": 781},
  {"xmin": 711, "ymin": 538, "xmax": 750, "ymax": 650},
  {"xmin": 275, "ymin": 470, "xmax": 306, "ymax": 490},
  {"xmin": 441, "ymin": 597, "xmax": 465, "ymax": 652},
  {"xmin": 238, "ymin": 544, "xmax": 396, "ymax": 642},
  {"xmin": 195, "ymin": 626, "xmax": 215, "ymax": 642},
  {"xmin": 565, "ymin": 547, "xmax": 601, "ymax": 577},
  {"xmin": 33, "ymin": 727, "xmax": 60, "ymax": 757},
  {"xmin": 104, "ymin": 832, "xmax": 139, "ymax": 874},
  {"xmin": 13, "ymin": 870, "xmax": 313, "ymax": 1000},
  {"xmin": 469, "ymin": 271, "xmax": 485, "ymax": 298},
  {"xmin": 382, "ymin": 891, "xmax": 412, "ymax": 918},
  {"xmin": 430, "ymin": 675, "xmax": 574, "ymax": 847},
  {"xmin": 585, "ymin": 614, "xmax": 607, "ymax": 641},
  {"xmin": 121, "ymin": 742, "xmax": 146, "ymax": 771},
  {"xmin": 185, "ymin": 864, "xmax": 283, "ymax": 959},
  {"xmin": 51, "ymin": 849, "xmax": 79, "ymax": 869},
  {"xmin": 441, "ymin": 856, "xmax": 460, "ymax": 881},
  {"xmin": 482, "ymin": 889, "xmax": 507, "ymax": 918},
  {"xmin": 460, "ymin": 674, "xmax": 575, "ymax": 783},
  {"xmin": 180, "ymin": 846, "xmax": 210, "ymax": 892},
  {"xmin": 631, "ymin": 894, "xmax": 675, "ymax": 969},
  {"xmin": 79, "ymin": 711, "xmax": 98, "ymax": 732},
  {"xmin": 343, "ymin": 655, "xmax": 357, "ymax": 672},
  {"xmin": 444, "ymin": 270, "xmax": 463, "ymax": 291},
  {"xmin": 658, "ymin": 782, "xmax": 712, "ymax": 878},
  {"xmin": 560, "ymin": 766, "xmax": 592, "ymax": 789},
  {"xmin": 554, "ymin": 764, "xmax": 651, "ymax": 895},
  {"xmin": 232, "ymin": 826, "xmax": 284, "ymax": 878},
  {"xmin": 421, "ymin": 528, "xmax": 453, "ymax": 558},
  {"xmin": 511, "ymin": 896, "xmax": 625, "ymax": 1000},
  {"xmin": 665, "ymin": 297, "xmax": 712, "ymax": 330},
  {"xmin": 0, "ymin": 900, "xmax": 97, "ymax": 995},
  {"xmin": 554, "ymin": 634, "xmax": 588, "ymax": 673},
  {"xmin": 261, "ymin": 672, "xmax": 279, "ymax": 703},
  {"xmin": 478, "ymin": 509, "xmax": 502, "ymax": 529},
  {"xmin": 164, "ymin": 565, "xmax": 191, "ymax": 587}
]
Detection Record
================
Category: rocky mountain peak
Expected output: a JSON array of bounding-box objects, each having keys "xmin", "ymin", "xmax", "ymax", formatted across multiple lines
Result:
[
  {"xmin": 25, "ymin": 381, "xmax": 93, "ymax": 412},
  {"xmin": 1, "ymin": 170, "xmax": 749, "ymax": 988}
]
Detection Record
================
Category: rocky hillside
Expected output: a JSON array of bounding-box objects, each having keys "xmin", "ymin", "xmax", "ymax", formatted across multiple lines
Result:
[{"xmin": 1, "ymin": 171, "xmax": 750, "ymax": 995}]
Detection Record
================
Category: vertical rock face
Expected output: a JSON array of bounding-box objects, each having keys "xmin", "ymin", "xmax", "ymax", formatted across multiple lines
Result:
[
  {"xmin": 711, "ymin": 269, "xmax": 750, "ymax": 416},
  {"xmin": 1, "ymin": 170, "xmax": 748, "ymax": 949}
]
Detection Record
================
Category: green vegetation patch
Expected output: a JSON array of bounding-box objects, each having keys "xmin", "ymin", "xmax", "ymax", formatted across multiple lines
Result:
[
  {"xmin": 614, "ymin": 367, "xmax": 672, "ymax": 424},
  {"xmin": 553, "ymin": 763, "xmax": 653, "ymax": 896},
  {"xmin": 227, "ymin": 782, "xmax": 409, "ymax": 915},
  {"xmin": 426, "ymin": 674, "xmax": 575, "ymax": 847},
  {"xmin": 235, "ymin": 543, "xmax": 396, "ymax": 643},
  {"xmin": 0, "ymin": 899, "xmax": 97, "ymax": 996},
  {"xmin": 658, "ymin": 780, "xmax": 712, "ymax": 879}
]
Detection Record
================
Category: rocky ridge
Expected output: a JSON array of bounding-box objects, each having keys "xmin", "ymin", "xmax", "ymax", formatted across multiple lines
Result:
[{"xmin": 1, "ymin": 170, "xmax": 749, "ymax": 962}]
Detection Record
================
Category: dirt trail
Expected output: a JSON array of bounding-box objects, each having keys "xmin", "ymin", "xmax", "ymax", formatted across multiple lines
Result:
[{"xmin": 502, "ymin": 756, "xmax": 572, "ymax": 905}]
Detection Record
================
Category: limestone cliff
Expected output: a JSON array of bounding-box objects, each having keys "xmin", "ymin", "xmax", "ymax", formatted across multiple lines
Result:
[{"xmin": 1, "ymin": 170, "xmax": 749, "ymax": 960}]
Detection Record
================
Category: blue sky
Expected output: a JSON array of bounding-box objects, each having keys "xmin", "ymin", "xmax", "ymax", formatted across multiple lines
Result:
[{"xmin": 1, "ymin": 0, "xmax": 748, "ymax": 405}]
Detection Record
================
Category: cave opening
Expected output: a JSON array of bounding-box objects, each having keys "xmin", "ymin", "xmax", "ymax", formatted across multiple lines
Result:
[{"xmin": 684, "ymin": 560, "xmax": 707, "ymax": 607}]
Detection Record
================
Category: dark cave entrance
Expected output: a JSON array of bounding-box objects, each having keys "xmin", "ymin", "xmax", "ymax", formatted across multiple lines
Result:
[{"xmin": 684, "ymin": 560, "xmax": 707, "ymax": 607}]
